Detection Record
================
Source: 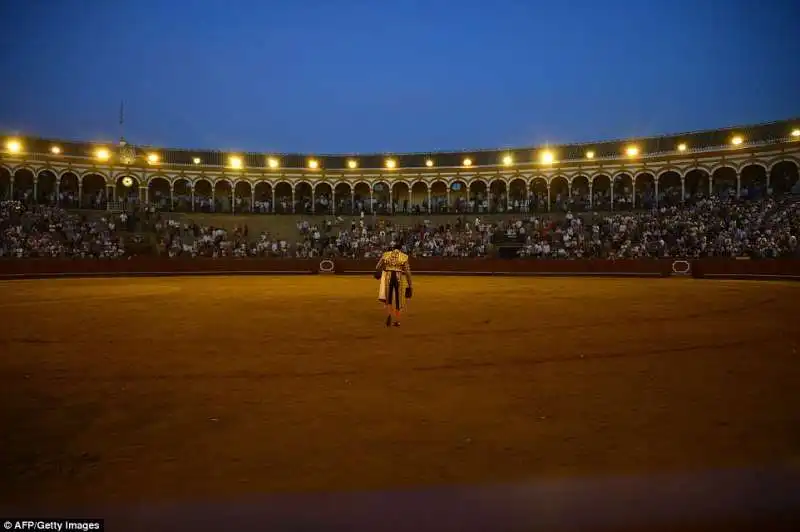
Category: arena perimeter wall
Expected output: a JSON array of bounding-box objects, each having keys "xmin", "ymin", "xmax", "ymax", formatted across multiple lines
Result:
[{"xmin": 0, "ymin": 258, "xmax": 799, "ymax": 280}]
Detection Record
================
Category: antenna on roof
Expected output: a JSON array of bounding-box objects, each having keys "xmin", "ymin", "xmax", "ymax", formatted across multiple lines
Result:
[{"xmin": 118, "ymin": 100, "xmax": 126, "ymax": 145}]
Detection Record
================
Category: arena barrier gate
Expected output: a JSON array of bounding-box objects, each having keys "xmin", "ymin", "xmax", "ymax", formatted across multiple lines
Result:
[{"xmin": 1, "ymin": 258, "xmax": 799, "ymax": 280}]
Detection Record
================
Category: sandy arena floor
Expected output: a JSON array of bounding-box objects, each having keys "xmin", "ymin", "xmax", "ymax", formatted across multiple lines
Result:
[{"xmin": 1, "ymin": 275, "xmax": 799, "ymax": 524}]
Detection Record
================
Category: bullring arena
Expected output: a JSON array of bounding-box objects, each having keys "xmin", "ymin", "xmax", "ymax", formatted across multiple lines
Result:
[
  {"xmin": 2, "ymin": 272, "xmax": 800, "ymax": 531},
  {"xmin": 2, "ymin": 119, "xmax": 800, "ymax": 531}
]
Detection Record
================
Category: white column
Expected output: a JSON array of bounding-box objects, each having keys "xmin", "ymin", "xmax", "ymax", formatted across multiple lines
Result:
[
  {"xmin": 654, "ymin": 178, "xmax": 659, "ymax": 208},
  {"xmin": 736, "ymin": 172, "xmax": 741, "ymax": 199},
  {"xmin": 610, "ymin": 179, "xmax": 614, "ymax": 211}
]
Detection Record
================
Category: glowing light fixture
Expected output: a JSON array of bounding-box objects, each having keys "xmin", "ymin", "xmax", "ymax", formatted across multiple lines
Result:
[
  {"xmin": 585, "ymin": 150, "xmax": 595, "ymax": 159},
  {"xmin": 502, "ymin": 154, "xmax": 514, "ymax": 166},
  {"xmin": 731, "ymin": 136, "xmax": 743, "ymax": 146},
  {"xmin": 147, "ymin": 153, "xmax": 159, "ymax": 164},
  {"xmin": 50, "ymin": 145, "xmax": 61, "ymax": 155},
  {"xmin": 625, "ymin": 146, "xmax": 639, "ymax": 157},
  {"xmin": 791, "ymin": 129, "xmax": 800, "ymax": 138},
  {"xmin": 385, "ymin": 158, "xmax": 397, "ymax": 169},
  {"xmin": 95, "ymin": 148, "xmax": 110, "ymax": 161},
  {"xmin": 677, "ymin": 143, "xmax": 687, "ymax": 152},
  {"xmin": 267, "ymin": 157, "xmax": 279, "ymax": 169},
  {"xmin": 228, "ymin": 156, "xmax": 243, "ymax": 169},
  {"xmin": 308, "ymin": 159, "xmax": 319, "ymax": 169},
  {"xmin": 540, "ymin": 150, "xmax": 554, "ymax": 164},
  {"xmin": 462, "ymin": 158, "xmax": 472, "ymax": 167},
  {"xmin": 425, "ymin": 159, "xmax": 434, "ymax": 167},
  {"xmin": 6, "ymin": 140, "xmax": 22, "ymax": 153},
  {"xmin": 193, "ymin": 157, "xmax": 202, "ymax": 164}
]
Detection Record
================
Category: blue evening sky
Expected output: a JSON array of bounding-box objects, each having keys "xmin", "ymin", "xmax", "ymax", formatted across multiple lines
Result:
[{"xmin": 0, "ymin": 0, "xmax": 798, "ymax": 154}]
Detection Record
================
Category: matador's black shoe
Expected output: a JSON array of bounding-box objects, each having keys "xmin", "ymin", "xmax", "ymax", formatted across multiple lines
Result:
[
  {"xmin": 386, "ymin": 316, "xmax": 392, "ymax": 327},
  {"xmin": 393, "ymin": 322, "xmax": 400, "ymax": 327}
]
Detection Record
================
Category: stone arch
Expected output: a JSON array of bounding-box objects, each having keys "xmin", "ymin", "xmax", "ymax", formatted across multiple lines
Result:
[
  {"xmin": 767, "ymin": 156, "xmax": 800, "ymax": 173},
  {"xmin": 253, "ymin": 181, "xmax": 273, "ymax": 213},
  {"xmin": 12, "ymin": 167, "xmax": 35, "ymax": 202},
  {"xmin": 391, "ymin": 181, "xmax": 410, "ymax": 214},
  {"xmin": 769, "ymin": 160, "xmax": 799, "ymax": 195},
  {"xmin": 508, "ymin": 177, "xmax": 527, "ymax": 213},
  {"xmin": 148, "ymin": 176, "xmax": 171, "ymax": 211},
  {"xmin": 314, "ymin": 181, "xmax": 333, "ymax": 214},
  {"xmin": 612, "ymin": 172, "xmax": 633, "ymax": 211},
  {"xmin": 36, "ymin": 170, "xmax": 58, "ymax": 204},
  {"xmin": 711, "ymin": 166, "xmax": 738, "ymax": 199},
  {"xmin": 657, "ymin": 170, "xmax": 683, "ymax": 206},
  {"xmin": 213, "ymin": 179, "xmax": 233, "ymax": 213},
  {"xmin": 570, "ymin": 175, "xmax": 590, "ymax": 212},
  {"xmin": 468, "ymin": 179, "xmax": 488, "ymax": 214},
  {"xmin": 351, "ymin": 181, "xmax": 370, "ymax": 214},
  {"xmin": 274, "ymin": 181, "xmax": 293, "ymax": 214},
  {"xmin": 634, "ymin": 172, "xmax": 656, "ymax": 209},
  {"xmin": 59, "ymin": 171, "xmax": 80, "ymax": 207},
  {"xmin": 233, "ymin": 180, "xmax": 252, "ymax": 213},
  {"xmin": 427, "ymin": 179, "xmax": 446, "ymax": 213},
  {"xmin": 531, "ymin": 176, "xmax": 548, "ymax": 211},
  {"xmin": 410, "ymin": 180, "xmax": 428, "ymax": 212},
  {"xmin": 115, "ymin": 174, "xmax": 140, "ymax": 206},
  {"xmin": 709, "ymin": 162, "xmax": 739, "ymax": 176},
  {"xmin": 656, "ymin": 167, "xmax": 684, "ymax": 180},
  {"xmin": 77, "ymin": 173, "xmax": 104, "ymax": 209},
  {"xmin": 684, "ymin": 168, "xmax": 710, "ymax": 202},
  {"xmin": 0, "ymin": 166, "xmax": 11, "ymax": 201},
  {"xmin": 590, "ymin": 174, "xmax": 611, "ymax": 211},
  {"xmin": 193, "ymin": 178, "xmax": 214, "ymax": 213},
  {"xmin": 488, "ymin": 177, "xmax": 507, "ymax": 213},
  {"xmin": 172, "ymin": 177, "xmax": 192, "ymax": 212},
  {"xmin": 549, "ymin": 175, "xmax": 570, "ymax": 211},
  {"xmin": 371, "ymin": 181, "xmax": 390, "ymax": 214},
  {"xmin": 738, "ymin": 164, "xmax": 766, "ymax": 200},
  {"xmin": 333, "ymin": 182, "xmax": 353, "ymax": 215},
  {"xmin": 449, "ymin": 179, "xmax": 468, "ymax": 213},
  {"xmin": 294, "ymin": 181, "xmax": 313, "ymax": 214}
]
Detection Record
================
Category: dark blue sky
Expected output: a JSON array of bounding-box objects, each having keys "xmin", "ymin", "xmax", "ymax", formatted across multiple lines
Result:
[{"xmin": 1, "ymin": 0, "xmax": 798, "ymax": 154}]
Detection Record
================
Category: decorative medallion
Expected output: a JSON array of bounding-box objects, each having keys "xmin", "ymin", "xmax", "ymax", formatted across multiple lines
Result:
[
  {"xmin": 118, "ymin": 137, "xmax": 137, "ymax": 165},
  {"xmin": 122, "ymin": 176, "xmax": 134, "ymax": 187}
]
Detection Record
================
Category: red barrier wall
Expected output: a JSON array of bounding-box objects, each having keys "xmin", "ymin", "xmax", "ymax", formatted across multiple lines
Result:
[
  {"xmin": 0, "ymin": 258, "xmax": 319, "ymax": 278},
  {"xmin": 692, "ymin": 259, "xmax": 800, "ymax": 279},
  {"xmin": 1, "ymin": 258, "xmax": 798, "ymax": 280},
  {"xmin": 335, "ymin": 258, "xmax": 674, "ymax": 277}
]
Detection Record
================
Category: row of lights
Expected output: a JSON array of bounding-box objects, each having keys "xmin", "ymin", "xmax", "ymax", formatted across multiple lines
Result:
[{"xmin": 4, "ymin": 130, "xmax": 799, "ymax": 168}]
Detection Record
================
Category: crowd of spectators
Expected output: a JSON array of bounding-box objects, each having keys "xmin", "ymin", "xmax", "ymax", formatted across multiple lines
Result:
[
  {"xmin": 1, "ymin": 192, "xmax": 798, "ymax": 260},
  {"xmin": 0, "ymin": 201, "xmax": 127, "ymax": 258},
  {"xmin": 283, "ymin": 196, "xmax": 799, "ymax": 260}
]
